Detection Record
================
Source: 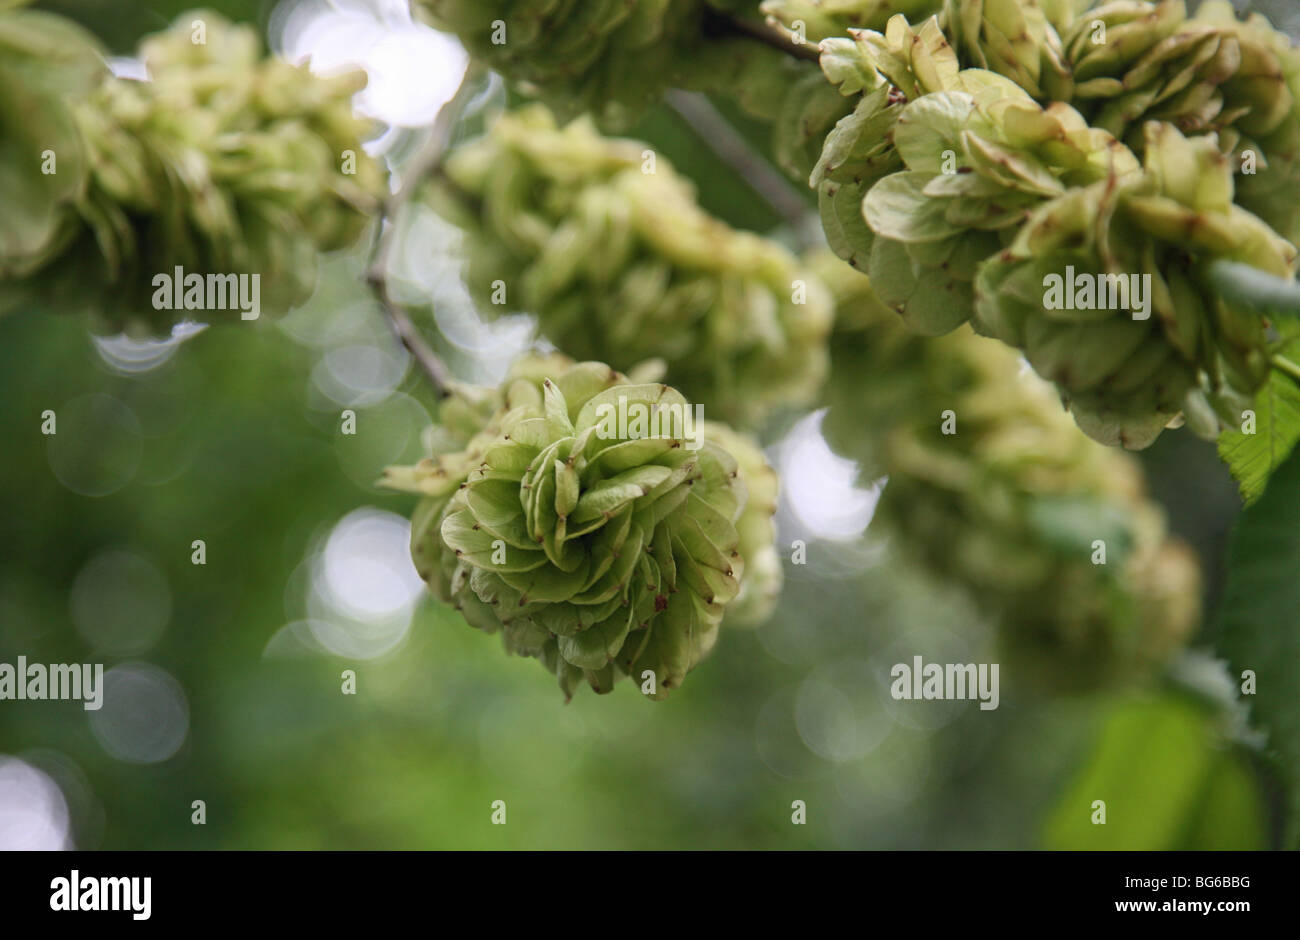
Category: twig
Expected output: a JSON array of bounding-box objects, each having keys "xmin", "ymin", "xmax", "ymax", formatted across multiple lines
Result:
[
  {"xmin": 365, "ymin": 266, "xmax": 455, "ymax": 396},
  {"xmin": 717, "ymin": 11, "xmax": 821, "ymax": 63},
  {"xmin": 1208, "ymin": 258, "xmax": 1300, "ymax": 318},
  {"xmin": 367, "ymin": 64, "xmax": 486, "ymax": 398},
  {"xmin": 1272, "ymin": 354, "xmax": 1300, "ymax": 384},
  {"xmin": 665, "ymin": 89, "xmax": 816, "ymax": 242}
]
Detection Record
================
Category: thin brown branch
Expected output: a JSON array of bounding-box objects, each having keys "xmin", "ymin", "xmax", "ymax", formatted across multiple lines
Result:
[
  {"xmin": 367, "ymin": 64, "xmax": 486, "ymax": 398},
  {"xmin": 718, "ymin": 11, "xmax": 821, "ymax": 63},
  {"xmin": 665, "ymin": 89, "xmax": 816, "ymax": 244},
  {"xmin": 365, "ymin": 264, "xmax": 455, "ymax": 397}
]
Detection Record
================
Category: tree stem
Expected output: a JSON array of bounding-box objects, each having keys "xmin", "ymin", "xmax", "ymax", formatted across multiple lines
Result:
[
  {"xmin": 665, "ymin": 89, "xmax": 815, "ymax": 242},
  {"xmin": 719, "ymin": 11, "xmax": 821, "ymax": 63},
  {"xmin": 1272, "ymin": 354, "xmax": 1300, "ymax": 384},
  {"xmin": 1207, "ymin": 258, "xmax": 1300, "ymax": 317},
  {"xmin": 365, "ymin": 262, "xmax": 455, "ymax": 397},
  {"xmin": 367, "ymin": 64, "xmax": 485, "ymax": 398}
]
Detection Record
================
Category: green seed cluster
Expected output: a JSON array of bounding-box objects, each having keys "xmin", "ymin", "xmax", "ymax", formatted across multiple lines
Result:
[
  {"xmin": 814, "ymin": 252, "xmax": 1201, "ymax": 689},
  {"xmin": 791, "ymin": 8, "xmax": 1299, "ymax": 448},
  {"xmin": 766, "ymin": 0, "xmax": 1300, "ymax": 215},
  {"xmin": 431, "ymin": 105, "xmax": 834, "ymax": 428},
  {"xmin": 1, "ymin": 9, "xmax": 384, "ymax": 335},
  {"xmin": 415, "ymin": 0, "xmax": 774, "ymax": 128},
  {"xmin": 976, "ymin": 122, "xmax": 1294, "ymax": 448},
  {"xmin": 383, "ymin": 354, "xmax": 781, "ymax": 701}
]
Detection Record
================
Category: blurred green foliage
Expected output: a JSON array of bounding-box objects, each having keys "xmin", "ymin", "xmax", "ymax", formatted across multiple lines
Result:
[
  {"xmin": 1045, "ymin": 695, "xmax": 1267, "ymax": 850},
  {"xmin": 1218, "ymin": 445, "xmax": 1300, "ymax": 848}
]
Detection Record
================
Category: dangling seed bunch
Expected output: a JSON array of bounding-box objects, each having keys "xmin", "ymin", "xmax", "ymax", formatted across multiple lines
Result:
[
  {"xmin": 772, "ymin": 7, "xmax": 1299, "ymax": 448},
  {"xmin": 766, "ymin": 0, "xmax": 1300, "ymax": 210},
  {"xmin": 382, "ymin": 354, "xmax": 781, "ymax": 701},
  {"xmin": 1, "ymin": 10, "xmax": 384, "ymax": 335},
  {"xmin": 429, "ymin": 104, "xmax": 834, "ymax": 428},
  {"xmin": 814, "ymin": 252, "xmax": 1201, "ymax": 689},
  {"xmin": 416, "ymin": 0, "xmax": 849, "ymax": 182},
  {"xmin": 414, "ymin": 0, "xmax": 790, "ymax": 127},
  {"xmin": 0, "ymin": 1, "xmax": 108, "ymax": 280},
  {"xmin": 929, "ymin": 0, "xmax": 1300, "ymax": 246},
  {"xmin": 414, "ymin": 0, "xmax": 698, "ymax": 127},
  {"xmin": 975, "ymin": 122, "xmax": 1295, "ymax": 448}
]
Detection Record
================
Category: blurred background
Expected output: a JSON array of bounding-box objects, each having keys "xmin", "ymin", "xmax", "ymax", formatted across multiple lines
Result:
[{"xmin": 0, "ymin": 0, "xmax": 1291, "ymax": 850}]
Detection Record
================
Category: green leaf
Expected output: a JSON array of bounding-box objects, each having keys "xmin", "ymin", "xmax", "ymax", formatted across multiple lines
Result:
[
  {"xmin": 1217, "ymin": 358, "xmax": 1300, "ymax": 505},
  {"xmin": 1217, "ymin": 443, "xmax": 1300, "ymax": 847},
  {"xmin": 1180, "ymin": 752, "xmax": 1270, "ymax": 851},
  {"xmin": 1043, "ymin": 695, "xmax": 1265, "ymax": 849}
]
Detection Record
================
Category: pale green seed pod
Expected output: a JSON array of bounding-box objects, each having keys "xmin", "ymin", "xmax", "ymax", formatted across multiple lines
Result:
[
  {"xmin": 432, "ymin": 105, "xmax": 834, "ymax": 429},
  {"xmin": 806, "ymin": 15, "xmax": 961, "ymax": 275},
  {"xmin": 415, "ymin": 0, "xmax": 770, "ymax": 129},
  {"xmin": 813, "ymin": 251, "xmax": 1201, "ymax": 690},
  {"xmin": 937, "ymin": 0, "xmax": 1300, "ymax": 247},
  {"xmin": 974, "ymin": 123, "xmax": 1297, "ymax": 449},
  {"xmin": 831, "ymin": 16, "xmax": 1139, "ymax": 337},
  {"xmin": 384, "ymin": 354, "xmax": 782, "ymax": 701},
  {"xmin": 941, "ymin": 0, "xmax": 1074, "ymax": 100},
  {"xmin": 702, "ymin": 420, "xmax": 781, "ymax": 627},
  {"xmin": 1053, "ymin": 0, "xmax": 1293, "ymax": 153},
  {"xmin": 3, "ymin": 11, "xmax": 384, "ymax": 336},
  {"xmin": 783, "ymin": 0, "xmax": 1300, "ymax": 248},
  {"xmin": 1193, "ymin": 0, "xmax": 1300, "ymax": 245},
  {"xmin": 803, "ymin": 9, "xmax": 1296, "ymax": 448}
]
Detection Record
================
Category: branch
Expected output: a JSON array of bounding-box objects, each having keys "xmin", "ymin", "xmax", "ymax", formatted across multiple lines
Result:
[
  {"xmin": 1272, "ymin": 354, "xmax": 1300, "ymax": 384},
  {"xmin": 365, "ymin": 265, "xmax": 455, "ymax": 397},
  {"xmin": 665, "ymin": 89, "xmax": 816, "ymax": 243},
  {"xmin": 367, "ymin": 64, "xmax": 486, "ymax": 398},
  {"xmin": 716, "ymin": 11, "xmax": 821, "ymax": 63},
  {"xmin": 1208, "ymin": 259, "xmax": 1300, "ymax": 318}
]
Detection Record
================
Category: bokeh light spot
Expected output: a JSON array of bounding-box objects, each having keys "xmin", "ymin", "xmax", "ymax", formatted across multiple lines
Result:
[
  {"xmin": 46, "ymin": 394, "xmax": 143, "ymax": 497},
  {"xmin": 778, "ymin": 411, "xmax": 882, "ymax": 542},
  {"xmin": 0, "ymin": 757, "xmax": 71, "ymax": 850},
  {"xmin": 70, "ymin": 549, "xmax": 171, "ymax": 656},
  {"xmin": 89, "ymin": 664, "xmax": 189, "ymax": 764}
]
